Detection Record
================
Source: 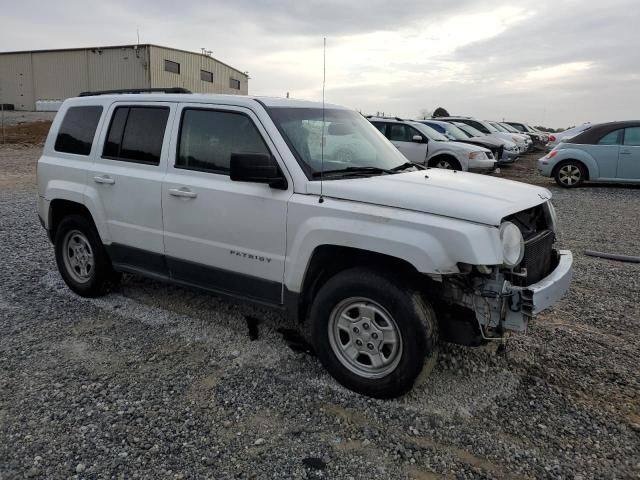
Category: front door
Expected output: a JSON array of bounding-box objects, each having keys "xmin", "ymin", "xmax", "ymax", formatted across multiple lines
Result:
[
  {"xmin": 387, "ymin": 124, "xmax": 428, "ymax": 163},
  {"xmin": 591, "ymin": 128, "xmax": 622, "ymax": 179},
  {"xmin": 161, "ymin": 104, "xmax": 291, "ymax": 304},
  {"xmin": 618, "ymin": 127, "xmax": 640, "ymax": 180},
  {"xmin": 88, "ymin": 102, "xmax": 174, "ymax": 274}
]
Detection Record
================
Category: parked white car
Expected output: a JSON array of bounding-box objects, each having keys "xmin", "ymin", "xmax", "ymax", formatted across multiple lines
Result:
[
  {"xmin": 37, "ymin": 91, "xmax": 572, "ymax": 398},
  {"xmin": 367, "ymin": 117, "xmax": 496, "ymax": 171},
  {"xmin": 451, "ymin": 121, "xmax": 520, "ymax": 163},
  {"xmin": 440, "ymin": 117, "xmax": 531, "ymax": 153},
  {"xmin": 546, "ymin": 123, "xmax": 592, "ymax": 151}
]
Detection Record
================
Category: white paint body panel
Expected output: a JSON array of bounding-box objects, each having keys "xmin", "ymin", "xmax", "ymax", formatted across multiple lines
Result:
[
  {"xmin": 86, "ymin": 101, "xmax": 176, "ymax": 255},
  {"xmin": 37, "ymin": 93, "xmax": 561, "ymax": 304},
  {"xmin": 161, "ymin": 103, "xmax": 291, "ymax": 283}
]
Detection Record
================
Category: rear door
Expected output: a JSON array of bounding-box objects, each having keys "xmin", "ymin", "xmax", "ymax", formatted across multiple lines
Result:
[
  {"xmin": 88, "ymin": 102, "xmax": 174, "ymax": 274},
  {"xmin": 618, "ymin": 127, "xmax": 640, "ymax": 180},
  {"xmin": 387, "ymin": 123, "xmax": 428, "ymax": 163}
]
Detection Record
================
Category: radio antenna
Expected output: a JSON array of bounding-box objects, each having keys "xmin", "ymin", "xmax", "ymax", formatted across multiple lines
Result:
[{"xmin": 319, "ymin": 37, "xmax": 326, "ymax": 204}]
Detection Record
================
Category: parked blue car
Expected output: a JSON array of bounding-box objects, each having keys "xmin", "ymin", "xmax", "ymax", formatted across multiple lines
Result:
[{"xmin": 538, "ymin": 121, "xmax": 640, "ymax": 187}]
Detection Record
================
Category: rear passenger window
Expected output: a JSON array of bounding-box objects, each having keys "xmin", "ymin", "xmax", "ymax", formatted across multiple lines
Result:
[
  {"xmin": 176, "ymin": 109, "xmax": 270, "ymax": 175},
  {"xmin": 597, "ymin": 129, "xmax": 622, "ymax": 145},
  {"xmin": 103, "ymin": 106, "xmax": 169, "ymax": 165},
  {"xmin": 54, "ymin": 106, "xmax": 103, "ymax": 155}
]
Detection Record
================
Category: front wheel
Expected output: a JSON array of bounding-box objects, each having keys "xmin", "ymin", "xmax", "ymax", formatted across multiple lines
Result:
[
  {"xmin": 309, "ymin": 268, "xmax": 438, "ymax": 398},
  {"xmin": 428, "ymin": 156, "xmax": 462, "ymax": 170}
]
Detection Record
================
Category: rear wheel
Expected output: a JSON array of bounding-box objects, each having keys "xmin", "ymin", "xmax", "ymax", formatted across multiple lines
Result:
[
  {"xmin": 429, "ymin": 156, "xmax": 462, "ymax": 170},
  {"xmin": 309, "ymin": 267, "xmax": 438, "ymax": 398},
  {"xmin": 54, "ymin": 214, "xmax": 120, "ymax": 297},
  {"xmin": 554, "ymin": 161, "xmax": 586, "ymax": 188}
]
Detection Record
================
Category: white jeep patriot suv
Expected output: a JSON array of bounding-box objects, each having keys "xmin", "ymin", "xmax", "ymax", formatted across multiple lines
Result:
[{"xmin": 37, "ymin": 89, "xmax": 573, "ymax": 398}]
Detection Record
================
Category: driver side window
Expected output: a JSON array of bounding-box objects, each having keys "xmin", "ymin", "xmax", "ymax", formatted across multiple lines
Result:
[
  {"xmin": 176, "ymin": 109, "xmax": 270, "ymax": 174},
  {"xmin": 388, "ymin": 124, "xmax": 411, "ymax": 142}
]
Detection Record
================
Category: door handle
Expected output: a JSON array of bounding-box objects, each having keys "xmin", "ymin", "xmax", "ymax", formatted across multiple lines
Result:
[
  {"xmin": 168, "ymin": 187, "xmax": 198, "ymax": 199},
  {"xmin": 620, "ymin": 150, "xmax": 632, "ymax": 155},
  {"xmin": 93, "ymin": 175, "xmax": 115, "ymax": 185}
]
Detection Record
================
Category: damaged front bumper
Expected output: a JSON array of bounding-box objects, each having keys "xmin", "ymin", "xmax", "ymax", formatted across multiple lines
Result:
[
  {"xmin": 443, "ymin": 250, "xmax": 573, "ymax": 339},
  {"xmin": 501, "ymin": 249, "xmax": 573, "ymax": 333}
]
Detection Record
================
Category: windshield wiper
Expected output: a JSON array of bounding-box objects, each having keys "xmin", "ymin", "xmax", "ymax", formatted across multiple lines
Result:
[
  {"xmin": 390, "ymin": 161, "xmax": 425, "ymax": 171},
  {"xmin": 312, "ymin": 166, "xmax": 394, "ymax": 177}
]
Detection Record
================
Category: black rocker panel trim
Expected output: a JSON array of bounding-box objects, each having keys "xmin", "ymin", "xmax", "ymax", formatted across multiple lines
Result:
[{"xmin": 105, "ymin": 243, "xmax": 282, "ymax": 305}]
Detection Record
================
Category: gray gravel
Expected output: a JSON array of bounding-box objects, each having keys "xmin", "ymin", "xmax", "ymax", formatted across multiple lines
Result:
[{"xmin": 1, "ymin": 147, "xmax": 639, "ymax": 479}]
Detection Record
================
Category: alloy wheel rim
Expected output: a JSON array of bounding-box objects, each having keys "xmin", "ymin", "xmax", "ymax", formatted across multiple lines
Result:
[
  {"xmin": 436, "ymin": 160, "xmax": 453, "ymax": 169},
  {"xmin": 62, "ymin": 230, "xmax": 94, "ymax": 284},
  {"xmin": 328, "ymin": 297, "xmax": 403, "ymax": 379},
  {"xmin": 558, "ymin": 165, "xmax": 581, "ymax": 185}
]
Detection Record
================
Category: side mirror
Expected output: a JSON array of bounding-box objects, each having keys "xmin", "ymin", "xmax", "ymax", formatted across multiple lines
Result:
[
  {"xmin": 412, "ymin": 135, "xmax": 425, "ymax": 143},
  {"xmin": 230, "ymin": 153, "xmax": 287, "ymax": 189}
]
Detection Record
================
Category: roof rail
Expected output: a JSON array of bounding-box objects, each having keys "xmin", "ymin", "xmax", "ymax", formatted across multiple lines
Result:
[
  {"xmin": 365, "ymin": 115, "xmax": 405, "ymax": 121},
  {"xmin": 79, "ymin": 87, "xmax": 192, "ymax": 97}
]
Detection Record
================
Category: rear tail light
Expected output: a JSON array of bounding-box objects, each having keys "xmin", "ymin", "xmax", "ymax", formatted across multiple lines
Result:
[{"xmin": 549, "ymin": 135, "xmax": 556, "ymax": 142}]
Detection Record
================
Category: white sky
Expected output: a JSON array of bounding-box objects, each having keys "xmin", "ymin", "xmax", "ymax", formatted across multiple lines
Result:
[{"xmin": 2, "ymin": 0, "xmax": 639, "ymax": 128}]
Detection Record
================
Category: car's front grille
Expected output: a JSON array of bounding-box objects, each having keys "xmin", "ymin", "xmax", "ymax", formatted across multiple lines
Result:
[
  {"xmin": 517, "ymin": 230, "xmax": 555, "ymax": 286},
  {"xmin": 504, "ymin": 204, "xmax": 555, "ymax": 286}
]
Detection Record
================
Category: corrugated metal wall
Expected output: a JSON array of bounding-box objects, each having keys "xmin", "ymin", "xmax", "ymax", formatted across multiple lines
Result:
[
  {"xmin": 0, "ymin": 53, "xmax": 35, "ymax": 110},
  {"xmin": 0, "ymin": 46, "xmax": 150, "ymax": 110},
  {"xmin": 0, "ymin": 45, "xmax": 248, "ymax": 110},
  {"xmin": 85, "ymin": 46, "xmax": 150, "ymax": 92},
  {"xmin": 149, "ymin": 46, "xmax": 248, "ymax": 95}
]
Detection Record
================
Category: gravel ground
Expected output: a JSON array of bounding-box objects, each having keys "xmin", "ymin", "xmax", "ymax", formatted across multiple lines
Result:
[{"xmin": 0, "ymin": 145, "xmax": 639, "ymax": 479}]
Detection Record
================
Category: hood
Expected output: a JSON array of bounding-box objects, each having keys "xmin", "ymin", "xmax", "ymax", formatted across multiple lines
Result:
[
  {"xmin": 497, "ymin": 132, "xmax": 529, "ymax": 145},
  {"xmin": 432, "ymin": 140, "xmax": 490, "ymax": 153},
  {"xmin": 307, "ymin": 170, "xmax": 551, "ymax": 226},
  {"xmin": 465, "ymin": 135, "xmax": 505, "ymax": 148},
  {"xmin": 455, "ymin": 139, "xmax": 498, "ymax": 150}
]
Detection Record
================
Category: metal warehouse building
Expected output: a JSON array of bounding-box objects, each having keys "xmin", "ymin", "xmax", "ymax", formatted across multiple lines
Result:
[{"xmin": 0, "ymin": 44, "xmax": 249, "ymax": 111}]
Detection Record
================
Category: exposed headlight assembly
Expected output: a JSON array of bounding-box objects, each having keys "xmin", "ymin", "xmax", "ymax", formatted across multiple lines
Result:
[
  {"xmin": 499, "ymin": 221, "xmax": 524, "ymax": 267},
  {"xmin": 545, "ymin": 200, "xmax": 558, "ymax": 232}
]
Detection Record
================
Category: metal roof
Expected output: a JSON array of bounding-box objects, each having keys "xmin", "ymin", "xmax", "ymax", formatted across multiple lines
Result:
[{"xmin": 0, "ymin": 43, "xmax": 248, "ymax": 77}]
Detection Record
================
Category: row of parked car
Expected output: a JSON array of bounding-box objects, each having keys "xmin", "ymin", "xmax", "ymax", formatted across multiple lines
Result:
[{"xmin": 362, "ymin": 115, "xmax": 549, "ymax": 174}]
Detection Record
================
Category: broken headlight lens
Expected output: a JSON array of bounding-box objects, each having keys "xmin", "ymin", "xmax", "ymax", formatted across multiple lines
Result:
[
  {"xmin": 546, "ymin": 200, "xmax": 558, "ymax": 232},
  {"xmin": 499, "ymin": 221, "xmax": 524, "ymax": 267}
]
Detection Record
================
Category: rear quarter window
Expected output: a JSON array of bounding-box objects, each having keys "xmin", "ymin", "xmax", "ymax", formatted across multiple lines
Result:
[
  {"xmin": 54, "ymin": 106, "xmax": 103, "ymax": 155},
  {"xmin": 597, "ymin": 129, "xmax": 623, "ymax": 145}
]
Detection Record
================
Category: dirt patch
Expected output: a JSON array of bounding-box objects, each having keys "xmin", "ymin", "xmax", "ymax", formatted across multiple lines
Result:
[
  {"xmin": 0, "ymin": 145, "xmax": 39, "ymax": 192},
  {"xmin": 1, "ymin": 121, "xmax": 52, "ymax": 146}
]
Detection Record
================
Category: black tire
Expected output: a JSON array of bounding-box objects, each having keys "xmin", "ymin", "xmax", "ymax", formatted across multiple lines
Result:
[
  {"xmin": 309, "ymin": 267, "xmax": 438, "ymax": 398},
  {"xmin": 554, "ymin": 160, "xmax": 586, "ymax": 188},
  {"xmin": 54, "ymin": 214, "xmax": 120, "ymax": 297},
  {"xmin": 428, "ymin": 156, "xmax": 462, "ymax": 170}
]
